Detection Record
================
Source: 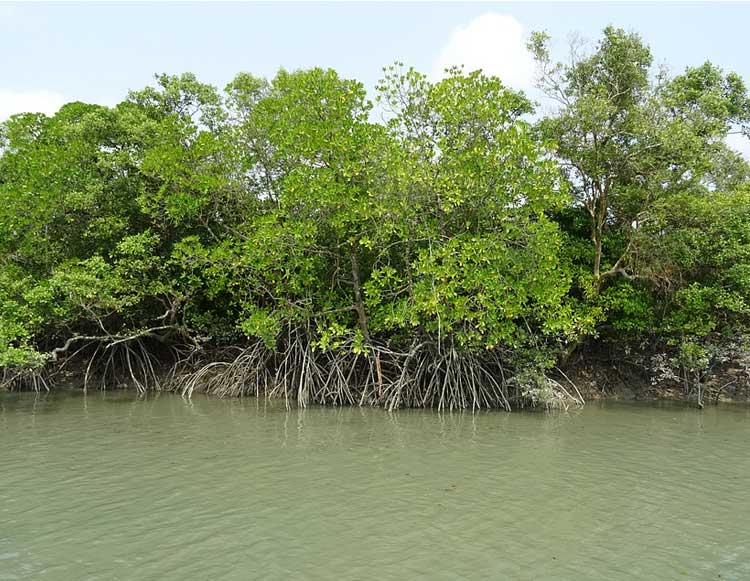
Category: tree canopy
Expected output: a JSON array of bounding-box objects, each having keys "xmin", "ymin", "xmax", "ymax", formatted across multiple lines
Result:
[{"xmin": 2, "ymin": 27, "xmax": 749, "ymax": 408}]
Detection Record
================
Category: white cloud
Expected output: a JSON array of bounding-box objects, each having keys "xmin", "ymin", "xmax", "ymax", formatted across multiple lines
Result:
[
  {"xmin": 726, "ymin": 132, "xmax": 750, "ymax": 161},
  {"xmin": 432, "ymin": 13, "xmax": 535, "ymax": 91},
  {"xmin": 0, "ymin": 89, "xmax": 67, "ymax": 122}
]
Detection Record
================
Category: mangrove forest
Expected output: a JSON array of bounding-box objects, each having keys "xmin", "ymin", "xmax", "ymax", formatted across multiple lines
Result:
[{"xmin": 2, "ymin": 27, "xmax": 750, "ymax": 409}]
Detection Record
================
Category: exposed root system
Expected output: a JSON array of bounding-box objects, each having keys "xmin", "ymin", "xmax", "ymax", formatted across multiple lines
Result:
[
  {"xmin": 8, "ymin": 329, "xmax": 583, "ymax": 411},
  {"xmin": 169, "ymin": 332, "xmax": 582, "ymax": 411}
]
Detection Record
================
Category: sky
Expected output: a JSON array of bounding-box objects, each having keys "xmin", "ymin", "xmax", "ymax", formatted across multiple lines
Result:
[{"xmin": 1, "ymin": 1, "xmax": 749, "ymax": 156}]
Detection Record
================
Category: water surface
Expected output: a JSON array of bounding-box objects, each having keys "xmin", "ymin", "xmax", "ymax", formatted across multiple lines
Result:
[{"xmin": 1, "ymin": 391, "xmax": 749, "ymax": 580}]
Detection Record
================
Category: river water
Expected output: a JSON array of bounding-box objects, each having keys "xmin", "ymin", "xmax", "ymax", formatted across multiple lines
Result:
[{"xmin": 1, "ymin": 390, "xmax": 749, "ymax": 580}]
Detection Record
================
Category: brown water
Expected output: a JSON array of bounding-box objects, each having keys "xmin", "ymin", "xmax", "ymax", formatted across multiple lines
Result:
[{"xmin": 1, "ymin": 390, "xmax": 749, "ymax": 580}]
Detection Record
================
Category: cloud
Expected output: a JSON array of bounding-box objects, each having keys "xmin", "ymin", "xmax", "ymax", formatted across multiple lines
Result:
[
  {"xmin": 432, "ymin": 13, "xmax": 535, "ymax": 91},
  {"xmin": 0, "ymin": 89, "xmax": 67, "ymax": 122},
  {"xmin": 726, "ymin": 132, "xmax": 750, "ymax": 161}
]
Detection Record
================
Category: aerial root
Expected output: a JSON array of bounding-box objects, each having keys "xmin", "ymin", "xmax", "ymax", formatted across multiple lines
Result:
[
  {"xmin": 0, "ymin": 366, "xmax": 51, "ymax": 392},
  {"xmin": 14, "ymin": 331, "xmax": 584, "ymax": 411},
  {"xmin": 171, "ymin": 338, "xmax": 541, "ymax": 411}
]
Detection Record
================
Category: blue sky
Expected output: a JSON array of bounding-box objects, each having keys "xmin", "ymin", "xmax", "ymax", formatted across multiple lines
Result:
[{"xmin": 1, "ymin": 1, "xmax": 749, "ymax": 153}]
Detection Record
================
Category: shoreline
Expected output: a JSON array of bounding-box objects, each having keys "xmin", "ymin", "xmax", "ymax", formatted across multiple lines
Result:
[{"xmin": 5, "ymin": 357, "xmax": 749, "ymax": 409}]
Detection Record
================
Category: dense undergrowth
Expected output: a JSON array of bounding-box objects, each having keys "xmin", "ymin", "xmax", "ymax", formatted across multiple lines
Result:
[{"xmin": 2, "ymin": 27, "xmax": 750, "ymax": 409}]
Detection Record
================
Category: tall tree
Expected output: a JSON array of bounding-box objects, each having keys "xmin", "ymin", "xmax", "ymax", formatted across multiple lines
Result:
[
  {"xmin": 529, "ymin": 26, "xmax": 750, "ymax": 296},
  {"xmin": 373, "ymin": 65, "xmax": 574, "ymax": 352}
]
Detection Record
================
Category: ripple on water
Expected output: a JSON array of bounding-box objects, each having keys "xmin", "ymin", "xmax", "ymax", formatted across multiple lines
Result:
[{"xmin": 1, "ymin": 392, "xmax": 750, "ymax": 580}]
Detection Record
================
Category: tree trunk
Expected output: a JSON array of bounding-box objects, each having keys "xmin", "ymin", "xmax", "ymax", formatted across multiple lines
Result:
[
  {"xmin": 593, "ymin": 228, "xmax": 603, "ymax": 290},
  {"xmin": 349, "ymin": 244, "xmax": 371, "ymax": 344},
  {"xmin": 349, "ymin": 244, "xmax": 382, "ymax": 393},
  {"xmin": 591, "ymin": 179, "xmax": 609, "ymax": 294},
  {"xmin": 558, "ymin": 338, "xmax": 581, "ymax": 369}
]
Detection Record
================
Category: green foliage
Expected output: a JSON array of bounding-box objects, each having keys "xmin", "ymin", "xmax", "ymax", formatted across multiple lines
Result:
[
  {"xmin": 1, "ymin": 32, "xmax": 749, "ymax": 405},
  {"xmin": 371, "ymin": 65, "xmax": 574, "ymax": 350},
  {"xmin": 530, "ymin": 25, "xmax": 750, "ymax": 356},
  {"xmin": 630, "ymin": 186, "xmax": 750, "ymax": 340}
]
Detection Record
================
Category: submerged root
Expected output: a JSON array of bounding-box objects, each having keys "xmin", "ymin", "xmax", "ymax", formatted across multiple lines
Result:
[
  {"xmin": 379, "ymin": 344, "xmax": 510, "ymax": 412},
  {"xmin": 0, "ymin": 366, "xmax": 51, "ymax": 392},
  {"xmin": 173, "ymin": 343, "xmax": 275, "ymax": 398},
  {"xmin": 23, "ymin": 329, "xmax": 584, "ymax": 411},
  {"xmin": 173, "ymin": 337, "xmax": 521, "ymax": 411},
  {"xmin": 55, "ymin": 337, "xmax": 171, "ymax": 393},
  {"xmin": 512, "ymin": 366, "xmax": 585, "ymax": 411},
  {"xmin": 173, "ymin": 331, "xmax": 374, "ymax": 406}
]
